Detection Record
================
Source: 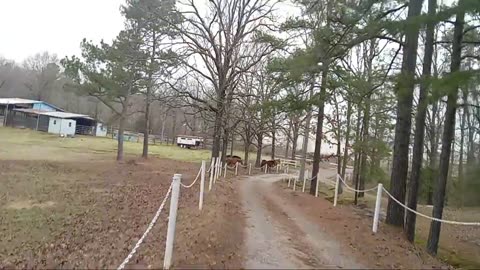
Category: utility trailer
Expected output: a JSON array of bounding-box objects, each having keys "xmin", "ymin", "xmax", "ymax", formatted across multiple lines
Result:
[{"xmin": 176, "ymin": 135, "xmax": 204, "ymax": 149}]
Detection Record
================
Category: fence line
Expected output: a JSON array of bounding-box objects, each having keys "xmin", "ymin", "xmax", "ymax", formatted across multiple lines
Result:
[
  {"xmin": 337, "ymin": 174, "xmax": 379, "ymax": 193},
  {"xmin": 382, "ymin": 187, "xmax": 480, "ymax": 226},
  {"xmin": 117, "ymin": 157, "xmax": 286, "ymax": 270},
  {"xmin": 180, "ymin": 167, "xmax": 202, "ymax": 188},
  {"xmin": 117, "ymin": 183, "xmax": 173, "ymax": 270}
]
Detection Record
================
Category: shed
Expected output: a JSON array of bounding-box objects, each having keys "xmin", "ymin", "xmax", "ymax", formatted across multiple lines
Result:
[
  {"xmin": 0, "ymin": 98, "xmax": 63, "ymax": 127},
  {"xmin": 12, "ymin": 109, "xmax": 98, "ymax": 136}
]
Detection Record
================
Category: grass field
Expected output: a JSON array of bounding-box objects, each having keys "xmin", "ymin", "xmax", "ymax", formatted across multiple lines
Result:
[
  {"xmin": 0, "ymin": 127, "xmax": 244, "ymax": 268},
  {"xmin": 0, "ymin": 127, "xmax": 260, "ymax": 162}
]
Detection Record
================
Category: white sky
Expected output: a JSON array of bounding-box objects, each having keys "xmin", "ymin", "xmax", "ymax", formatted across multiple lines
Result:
[{"xmin": 0, "ymin": 0, "xmax": 125, "ymax": 63}]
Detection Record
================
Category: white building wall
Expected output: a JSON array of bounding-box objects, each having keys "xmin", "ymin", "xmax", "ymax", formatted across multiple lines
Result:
[
  {"xmin": 48, "ymin": 117, "xmax": 61, "ymax": 134},
  {"xmin": 48, "ymin": 118, "xmax": 76, "ymax": 136},
  {"xmin": 95, "ymin": 123, "xmax": 108, "ymax": 137}
]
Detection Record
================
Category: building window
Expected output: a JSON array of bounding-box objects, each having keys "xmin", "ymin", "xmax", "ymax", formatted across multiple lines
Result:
[
  {"xmin": 54, "ymin": 120, "xmax": 57, "ymax": 125},
  {"xmin": 69, "ymin": 122, "xmax": 72, "ymax": 127}
]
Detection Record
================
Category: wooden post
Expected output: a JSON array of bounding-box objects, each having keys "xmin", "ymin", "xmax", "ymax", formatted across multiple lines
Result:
[
  {"xmin": 315, "ymin": 174, "xmax": 319, "ymax": 197},
  {"xmin": 164, "ymin": 174, "xmax": 181, "ymax": 269},
  {"xmin": 199, "ymin": 161, "xmax": 205, "ymax": 210},
  {"xmin": 334, "ymin": 174, "xmax": 340, "ymax": 206},
  {"xmin": 372, "ymin": 184, "xmax": 383, "ymax": 233},
  {"xmin": 224, "ymin": 163, "xmax": 227, "ymax": 178},
  {"xmin": 302, "ymin": 169, "xmax": 308, "ymax": 193},
  {"xmin": 248, "ymin": 163, "xmax": 252, "ymax": 175},
  {"xmin": 235, "ymin": 162, "xmax": 239, "ymax": 176},
  {"xmin": 209, "ymin": 158, "xmax": 214, "ymax": 191}
]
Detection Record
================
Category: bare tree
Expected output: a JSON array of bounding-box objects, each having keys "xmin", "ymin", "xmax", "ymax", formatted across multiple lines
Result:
[
  {"xmin": 23, "ymin": 51, "xmax": 60, "ymax": 101},
  {"xmin": 164, "ymin": 0, "xmax": 281, "ymax": 160}
]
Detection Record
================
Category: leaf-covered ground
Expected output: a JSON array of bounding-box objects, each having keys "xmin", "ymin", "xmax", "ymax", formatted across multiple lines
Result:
[{"xmin": 0, "ymin": 158, "xmax": 244, "ymax": 269}]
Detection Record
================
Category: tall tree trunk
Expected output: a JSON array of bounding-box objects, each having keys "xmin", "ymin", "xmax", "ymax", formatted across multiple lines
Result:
[
  {"xmin": 142, "ymin": 32, "xmax": 157, "ymax": 159},
  {"xmin": 117, "ymin": 117, "xmax": 125, "ymax": 161},
  {"xmin": 427, "ymin": 3, "xmax": 464, "ymax": 255},
  {"xmin": 117, "ymin": 105, "xmax": 127, "ymax": 161},
  {"xmin": 171, "ymin": 110, "xmax": 177, "ymax": 145},
  {"xmin": 230, "ymin": 131, "xmax": 234, "ymax": 156},
  {"xmin": 458, "ymin": 104, "xmax": 466, "ymax": 207},
  {"xmin": 291, "ymin": 120, "xmax": 299, "ymax": 160},
  {"xmin": 255, "ymin": 132, "xmax": 263, "ymax": 167},
  {"xmin": 341, "ymin": 100, "xmax": 353, "ymax": 181},
  {"xmin": 244, "ymin": 125, "xmax": 251, "ymax": 164},
  {"xmin": 211, "ymin": 111, "xmax": 222, "ymax": 158},
  {"xmin": 359, "ymin": 39, "xmax": 376, "ymax": 198},
  {"xmin": 428, "ymin": 101, "xmax": 439, "ymax": 205},
  {"xmin": 222, "ymin": 127, "xmax": 229, "ymax": 162},
  {"xmin": 142, "ymin": 92, "xmax": 151, "ymax": 158},
  {"xmin": 271, "ymin": 118, "xmax": 276, "ymax": 160},
  {"xmin": 285, "ymin": 121, "xmax": 291, "ymax": 158},
  {"xmin": 310, "ymin": 65, "xmax": 328, "ymax": 195},
  {"xmin": 359, "ymin": 98, "xmax": 371, "ymax": 198},
  {"xmin": 352, "ymin": 110, "xmax": 362, "ymax": 185},
  {"xmin": 333, "ymin": 93, "xmax": 343, "ymax": 194},
  {"xmin": 405, "ymin": 0, "xmax": 437, "ymax": 242},
  {"xmin": 299, "ymin": 80, "xmax": 314, "ymax": 182},
  {"xmin": 386, "ymin": 0, "xmax": 424, "ymax": 227}
]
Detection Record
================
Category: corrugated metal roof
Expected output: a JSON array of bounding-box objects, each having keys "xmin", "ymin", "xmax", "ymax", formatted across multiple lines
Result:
[
  {"xmin": 13, "ymin": 108, "xmax": 94, "ymax": 120},
  {"xmin": 0, "ymin": 98, "xmax": 42, "ymax": 104},
  {"xmin": 0, "ymin": 98, "xmax": 64, "ymax": 112}
]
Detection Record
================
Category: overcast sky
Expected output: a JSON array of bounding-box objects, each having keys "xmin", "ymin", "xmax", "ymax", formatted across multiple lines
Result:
[{"xmin": 0, "ymin": 0, "xmax": 125, "ymax": 63}]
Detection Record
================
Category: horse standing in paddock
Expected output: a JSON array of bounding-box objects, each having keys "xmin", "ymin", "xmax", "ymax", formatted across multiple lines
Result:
[
  {"xmin": 260, "ymin": 159, "xmax": 280, "ymax": 172},
  {"xmin": 226, "ymin": 156, "xmax": 243, "ymax": 166}
]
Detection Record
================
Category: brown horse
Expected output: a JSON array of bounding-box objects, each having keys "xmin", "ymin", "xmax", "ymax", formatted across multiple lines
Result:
[
  {"xmin": 261, "ymin": 159, "xmax": 279, "ymax": 168},
  {"xmin": 226, "ymin": 156, "xmax": 243, "ymax": 166}
]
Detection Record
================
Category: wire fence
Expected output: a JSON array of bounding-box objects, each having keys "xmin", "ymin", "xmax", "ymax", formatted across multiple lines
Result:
[
  {"xmin": 117, "ymin": 183, "xmax": 173, "ymax": 270},
  {"xmin": 116, "ymin": 157, "xmax": 273, "ymax": 269},
  {"xmin": 283, "ymin": 166, "xmax": 480, "ymax": 234}
]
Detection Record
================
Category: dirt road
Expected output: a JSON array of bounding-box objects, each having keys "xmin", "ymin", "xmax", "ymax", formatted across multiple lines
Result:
[{"xmin": 240, "ymin": 173, "xmax": 363, "ymax": 269}]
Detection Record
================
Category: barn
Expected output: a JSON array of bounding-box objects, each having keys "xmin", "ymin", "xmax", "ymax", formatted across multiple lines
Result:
[
  {"xmin": 0, "ymin": 98, "xmax": 62, "ymax": 127},
  {"xmin": 0, "ymin": 98, "xmax": 107, "ymax": 137}
]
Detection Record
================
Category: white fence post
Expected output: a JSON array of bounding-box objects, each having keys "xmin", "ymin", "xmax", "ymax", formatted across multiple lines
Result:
[
  {"xmin": 248, "ymin": 163, "xmax": 252, "ymax": 175},
  {"xmin": 288, "ymin": 177, "xmax": 291, "ymax": 187},
  {"xmin": 286, "ymin": 166, "xmax": 289, "ymax": 174},
  {"xmin": 333, "ymin": 174, "xmax": 340, "ymax": 207},
  {"xmin": 293, "ymin": 177, "xmax": 297, "ymax": 191},
  {"xmin": 235, "ymin": 162, "xmax": 239, "ymax": 176},
  {"xmin": 315, "ymin": 175, "xmax": 319, "ymax": 197},
  {"xmin": 218, "ymin": 160, "xmax": 222, "ymax": 181},
  {"xmin": 302, "ymin": 169, "xmax": 308, "ymax": 193},
  {"xmin": 276, "ymin": 165, "xmax": 279, "ymax": 174},
  {"xmin": 214, "ymin": 157, "xmax": 219, "ymax": 183},
  {"xmin": 372, "ymin": 183, "xmax": 383, "ymax": 233},
  {"xmin": 224, "ymin": 163, "xmax": 227, "ymax": 178},
  {"xmin": 199, "ymin": 161, "xmax": 205, "ymax": 210},
  {"xmin": 208, "ymin": 158, "xmax": 214, "ymax": 191},
  {"xmin": 163, "ymin": 174, "xmax": 181, "ymax": 270},
  {"xmin": 264, "ymin": 165, "xmax": 267, "ymax": 174}
]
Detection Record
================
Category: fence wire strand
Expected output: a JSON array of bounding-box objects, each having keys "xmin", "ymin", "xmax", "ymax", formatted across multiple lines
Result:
[
  {"xmin": 180, "ymin": 166, "xmax": 202, "ymax": 188},
  {"xmin": 382, "ymin": 187, "xmax": 480, "ymax": 226},
  {"xmin": 338, "ymin": 174, "xmax": 378, "ymax": 193},
  {"xmin": 117, "ymin": 182, "xmax": 173, "ymax": 270}
]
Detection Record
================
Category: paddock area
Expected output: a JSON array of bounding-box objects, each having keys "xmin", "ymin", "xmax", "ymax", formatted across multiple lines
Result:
[{"xmin": 0, "ymin": 127, "xmax": 244, "ymax": 268}]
